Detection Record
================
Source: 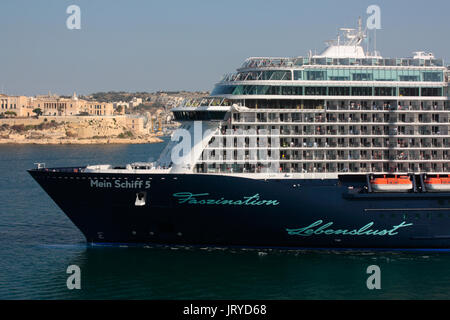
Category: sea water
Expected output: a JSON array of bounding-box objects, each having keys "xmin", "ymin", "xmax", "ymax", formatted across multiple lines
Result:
[{"xmin": 1, "ymin": 139, "xmax": 450, "ymax": 299}]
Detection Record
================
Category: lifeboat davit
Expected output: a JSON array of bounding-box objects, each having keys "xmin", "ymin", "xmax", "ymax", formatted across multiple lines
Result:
[
  {"xmin": 424, "ymin": 175, "xmax": 450, "ymax": 192},
  {"xmin": 370, "ymin": 175, "xmax": 413, "ymax": 192}
]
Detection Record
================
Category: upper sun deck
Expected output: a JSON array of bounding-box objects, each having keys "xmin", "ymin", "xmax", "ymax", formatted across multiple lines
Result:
[
  {"xmin": 238, "ymin": 19, "xmax": 445, "ymax": 72},
  {"xmin": 238, "ymin": 56, "xmax": 445, "ymax": 71},
  {"xmin": 214, "ymin": 19, "xmax": 449, "ymax": 98}
]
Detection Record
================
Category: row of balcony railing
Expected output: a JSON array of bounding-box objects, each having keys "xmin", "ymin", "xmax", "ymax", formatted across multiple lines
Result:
[
  {"xmin": 219, "ymin": 129, "xmax": 449, "ymax": 136},
  {"xmin": 196, "ymin": 167, "xmax": 449, "ymax": 174},
  {"xmin": 234, "ymin": 117, "xmax": 450, "ymax": 123},
  {"xmin": 201, "ymin": 154, "xmax": 449, "ymax": 161},
  {"xmin": 209, "ymin": 138, "xmax": 450, "ymax": 147},
  {"xmin": 327, "ymin": 104, "xmax": 448, "ymax": 111},
  {"xmin": 227, "ymin": 104, "xmax": 450, "ymax": 112},
  {"xmin": 195, "ymin": 162, "xmax": 449, "ymax": 174}
]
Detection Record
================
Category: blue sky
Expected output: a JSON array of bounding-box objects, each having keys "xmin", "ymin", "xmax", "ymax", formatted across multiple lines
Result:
[{"xmin": 0, "ymin": 0, "xmax": 449, "ymax": 95}]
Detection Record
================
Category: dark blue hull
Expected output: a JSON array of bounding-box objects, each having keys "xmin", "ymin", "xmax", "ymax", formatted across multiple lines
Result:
[{"xmin": 28, "ymin": 168, "xmax": 450, "ymax": 248}]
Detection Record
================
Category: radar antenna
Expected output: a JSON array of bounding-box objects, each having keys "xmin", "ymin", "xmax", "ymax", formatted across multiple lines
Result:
[{"xmin": 338, "ymin": 17, "xmax": 367, "ymax": 46}]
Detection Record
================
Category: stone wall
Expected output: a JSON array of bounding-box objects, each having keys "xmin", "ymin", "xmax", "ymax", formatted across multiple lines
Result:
[{"xmin": 0, "ymin": 115, "xmax": 152, "ymax": 143}]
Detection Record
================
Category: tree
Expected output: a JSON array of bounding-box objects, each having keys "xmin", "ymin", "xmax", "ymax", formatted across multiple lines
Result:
[{"xmin": 33, "ymin": 108, "xmax": 43, "ymax": 117}]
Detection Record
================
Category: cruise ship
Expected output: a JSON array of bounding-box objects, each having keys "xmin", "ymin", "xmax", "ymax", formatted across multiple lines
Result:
[{"xmin": 29, "ymin": 19, "xmax": 450, "ymax": 249}]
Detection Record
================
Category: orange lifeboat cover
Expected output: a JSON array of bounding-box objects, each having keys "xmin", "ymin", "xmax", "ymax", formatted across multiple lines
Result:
[
  {"xmin": 425, "ymin": 175, "xmax": 450, "ymax": 185},
  {"xmin": 371, "ymin": 175, "xmax": 412, "ymax": 185}
]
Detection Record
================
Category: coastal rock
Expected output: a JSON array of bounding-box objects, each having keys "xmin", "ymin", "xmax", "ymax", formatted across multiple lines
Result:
[{"xmin": 0, "ymin": 117, "xmax": 164, "ymax": 144}]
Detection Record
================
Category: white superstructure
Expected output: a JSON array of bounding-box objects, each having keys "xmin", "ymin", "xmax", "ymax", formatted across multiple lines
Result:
[
  {"xmin": 87, "ymin": 19, "xmax": 450, "ymax": 180},
  {"xmin": 167, "ymin": 19, "xmax": 450, "ymax": 179}
]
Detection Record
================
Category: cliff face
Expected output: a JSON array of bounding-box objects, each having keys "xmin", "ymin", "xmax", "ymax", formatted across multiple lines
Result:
[
  {"xmin": 0, "ymin": 117, "xmax": 163, "ymax": 144},
  {"xmin": 65, "ymin": 118, "xmax": 127, "ymax": 138}
]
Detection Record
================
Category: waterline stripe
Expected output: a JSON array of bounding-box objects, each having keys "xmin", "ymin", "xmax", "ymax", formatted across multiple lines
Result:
[{"xmin": 364, "ymin": 208, "xmax": 450, "ymax": 212}]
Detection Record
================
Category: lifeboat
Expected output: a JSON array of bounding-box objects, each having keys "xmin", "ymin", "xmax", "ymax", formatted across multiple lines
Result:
[
  {"xmin": 370, "ymin": 175, "xmax": 413, "ymax": 192},
  {"xmin": 424, "ymin": 175, "xmax": 450, "ymax": 192}
]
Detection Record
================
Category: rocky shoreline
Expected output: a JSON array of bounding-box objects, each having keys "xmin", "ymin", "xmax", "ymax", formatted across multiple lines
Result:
[
  {"xmin": 0, "ymin": 136, "xmax": 164, "ymax": 145},
  {"xmin": 0, "ymin": 116, "xmax": 166, "ymax": 145}
]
